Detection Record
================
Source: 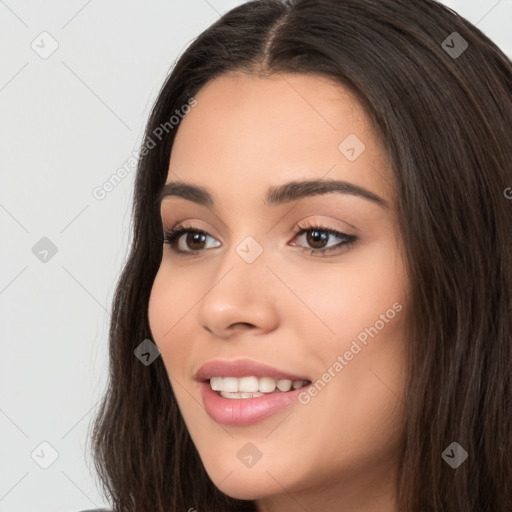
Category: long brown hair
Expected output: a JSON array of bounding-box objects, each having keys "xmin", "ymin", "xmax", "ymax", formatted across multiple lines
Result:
[{"xmin": 89, "ymin": 1, "xmax": 512, "ymax": 510}]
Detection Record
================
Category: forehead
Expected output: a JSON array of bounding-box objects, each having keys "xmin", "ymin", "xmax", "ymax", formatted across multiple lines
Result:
[{"xmin": 167, "ymin": 72, "xmax": 393, "ymax": 207}]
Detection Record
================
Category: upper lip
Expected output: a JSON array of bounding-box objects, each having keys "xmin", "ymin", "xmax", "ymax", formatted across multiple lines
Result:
[{"xmin": 195, "ymin": 358, "xmax": 311, "ymax": 382}]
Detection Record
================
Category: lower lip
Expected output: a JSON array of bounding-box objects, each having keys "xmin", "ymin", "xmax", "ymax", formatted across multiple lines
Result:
[{"xmin": 200, "ymin": 381, "xmax": 307, "ymax": 426}]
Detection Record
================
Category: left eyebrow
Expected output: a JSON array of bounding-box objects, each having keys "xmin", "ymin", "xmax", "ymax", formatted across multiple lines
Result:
[{"xmin": 157, "ymin": 179, "xmax": 389, "ymax": 209}]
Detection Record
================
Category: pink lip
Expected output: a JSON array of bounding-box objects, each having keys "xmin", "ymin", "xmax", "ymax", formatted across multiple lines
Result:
[
  {"xmin": 195, "ymin": 359, "xmax": 311, "ymax": 426},
  {"xmin": 195, "ymin": 358, "xmax": 310, "ymax": 382},
  {"xmin": 200, "ymin": 381, "xmax": 309, "ymax": 426}
]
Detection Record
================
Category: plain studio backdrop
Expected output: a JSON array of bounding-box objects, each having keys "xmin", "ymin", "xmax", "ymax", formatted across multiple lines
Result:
[{"xmin": 0, "ymin": 1, "xmax": 510, "ymax": 511}]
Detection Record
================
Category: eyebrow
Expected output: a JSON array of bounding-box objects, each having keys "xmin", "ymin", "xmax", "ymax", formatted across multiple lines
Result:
[{"xmin": 157, "ymin": 179, "xmax": 389, "ymax": 209}]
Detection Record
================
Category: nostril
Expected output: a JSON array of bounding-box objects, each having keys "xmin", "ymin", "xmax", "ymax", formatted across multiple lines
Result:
[{"xmin": 232, "ymin": 322, "xmax": 254, "ymax": 329}]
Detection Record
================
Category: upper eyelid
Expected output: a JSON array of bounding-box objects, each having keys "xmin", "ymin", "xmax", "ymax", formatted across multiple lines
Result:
[
  {"xmin": 161, "ymin": 214, "xmax": 357, "ymax": 235},
  {"xmin": 163, "ymin": 222, "xmax": 350, "ymax": 238}
]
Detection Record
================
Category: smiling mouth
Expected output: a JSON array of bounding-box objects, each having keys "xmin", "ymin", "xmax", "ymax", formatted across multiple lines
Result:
[{"xmin": 207, "ymin": 376, "xmax": 312, "ymax": 399}]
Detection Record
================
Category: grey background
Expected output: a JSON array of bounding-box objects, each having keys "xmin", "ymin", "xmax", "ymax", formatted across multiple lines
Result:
[{"xmin": 1, "ymin": 1, "xmax": 510, "ymax": 511}]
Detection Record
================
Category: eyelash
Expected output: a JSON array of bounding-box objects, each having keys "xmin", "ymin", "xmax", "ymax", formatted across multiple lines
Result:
[{"xmin": 160, "ymin": 220, "xmax": 357, "ymax": 258}]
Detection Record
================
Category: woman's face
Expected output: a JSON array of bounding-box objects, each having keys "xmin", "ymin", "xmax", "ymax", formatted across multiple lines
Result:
[{"xmin": 148, "ymin": 72, "xmax": 409, "ymax": 511}]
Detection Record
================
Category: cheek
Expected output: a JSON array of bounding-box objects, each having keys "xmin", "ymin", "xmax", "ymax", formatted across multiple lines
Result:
[
  {"xmin": 286, "ymin": 239, "xmax": 407, "ymax": 346},
  {"xmin": 147, "ymin": 265, "xmax": 191, "ymax": 363},
  {"xmin": 288, "ymin": 242, "xmax": 408, "ymax": 445},
  {"xmin": 147, "ymin": 261, "xmax": 216, "ymax": 394},
  {"xmin": 148, "ymin": 268, "xmax": 170, "ymax": 344}
]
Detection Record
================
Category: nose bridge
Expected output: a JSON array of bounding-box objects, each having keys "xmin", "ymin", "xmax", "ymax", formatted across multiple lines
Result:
[
  {"xmin": 195, "ymin": 229, "xmax": 280, "ymax": 335},
  {"xmin": 216, "ymin": 216, "xmax": 271, "ymax": 275},
  {"xmin": 213, "ymin": 229, "xmax": 272, "ymax": 301}
]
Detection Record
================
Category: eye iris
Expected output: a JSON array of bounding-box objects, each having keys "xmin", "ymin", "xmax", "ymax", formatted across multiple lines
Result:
[
  {"xmin": 187, "ymin": 232, "xmax": 206, "ymax": 250},
  {"xmin": 307, "ymin": 229, "xmax": 328, "ymax": 249}
]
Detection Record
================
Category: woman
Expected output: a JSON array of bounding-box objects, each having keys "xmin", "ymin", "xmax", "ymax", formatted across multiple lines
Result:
[{"xmin": 88, "ymin": 0, "xmax": 512, "ymax": 510}]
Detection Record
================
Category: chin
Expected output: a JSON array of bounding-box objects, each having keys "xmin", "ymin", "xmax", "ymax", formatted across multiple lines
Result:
[
  {"xmin": 201, "ymin": 458, "xmax": 281, "ymax": 501},
  {"xmin": 215, "ymin": 475, "xmax": 275, "ymax": 501}
]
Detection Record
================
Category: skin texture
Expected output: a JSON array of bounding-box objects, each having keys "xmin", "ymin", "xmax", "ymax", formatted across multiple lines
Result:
[{"xmin": 148, "ymin": 72, "xmax": 409, "ymax": 512}]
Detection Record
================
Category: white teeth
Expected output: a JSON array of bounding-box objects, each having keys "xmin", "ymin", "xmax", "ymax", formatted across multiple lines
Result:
[
  {"xmin": 239, "ymin": 376, "xmax": 259, "ymax": 392},
  {"xmin": 276, "ymin": 379, "xmax": 293, "ymax": 392},
  {"xmin": 210, "ymin": 376, "xmax": 222, "ymax": 391},
  {"xmin": 258, "ymin": 377, "xmax": 276, "ymax": 393},
  {"xmin": 220, "ymin": 391, "xmax": 264, "ymax": 399},
  {"xmin": 221, "ymin": 377, "xmax": 238, "ymax": 392},
  {"xmin": 209, "ymin": 376, "xmax": 307, "ymax": 394}
]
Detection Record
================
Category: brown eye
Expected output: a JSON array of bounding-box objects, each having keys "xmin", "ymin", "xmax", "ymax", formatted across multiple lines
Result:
[
  {"xmin": 184, "ymin": 232, "xmax": 207, "ymax": 251},
  {"xmin": 305, "ymin": 229, "xmax": 329, "ymax": 249},
  {"xmin": 162, "ymin": 225, "xmax": 221, "ymax": 254},
  {"xmin": 291, "ymin": 225, "xmax": 357, "ymax": 256}
]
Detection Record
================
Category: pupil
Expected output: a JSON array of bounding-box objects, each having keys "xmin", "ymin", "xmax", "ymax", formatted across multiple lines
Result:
[
  {"xmin": 307, "ymin": 230, "xmax": 327, "ymax": 249},
  {"xmin": 188, "ymin": 232, "xmax": 205, "ymax": 249}
]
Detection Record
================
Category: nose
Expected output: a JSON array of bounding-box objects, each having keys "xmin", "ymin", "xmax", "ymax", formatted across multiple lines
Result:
[{"xmin": 195, "ymin": 248, "xmax": 280, "ymax": 340}]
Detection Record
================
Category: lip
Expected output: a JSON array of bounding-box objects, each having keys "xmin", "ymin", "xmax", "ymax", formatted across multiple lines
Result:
[
  {"xmin": 196, "ymin": 359, "xmax": 312, "ymax": 426},
  {"xmin": 195, "ymin": 358, "xmax": 311, "ymax": 382},
  {"xmin": 200, "ymin": 381, "xmax": 309, "ymax": 426}
]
